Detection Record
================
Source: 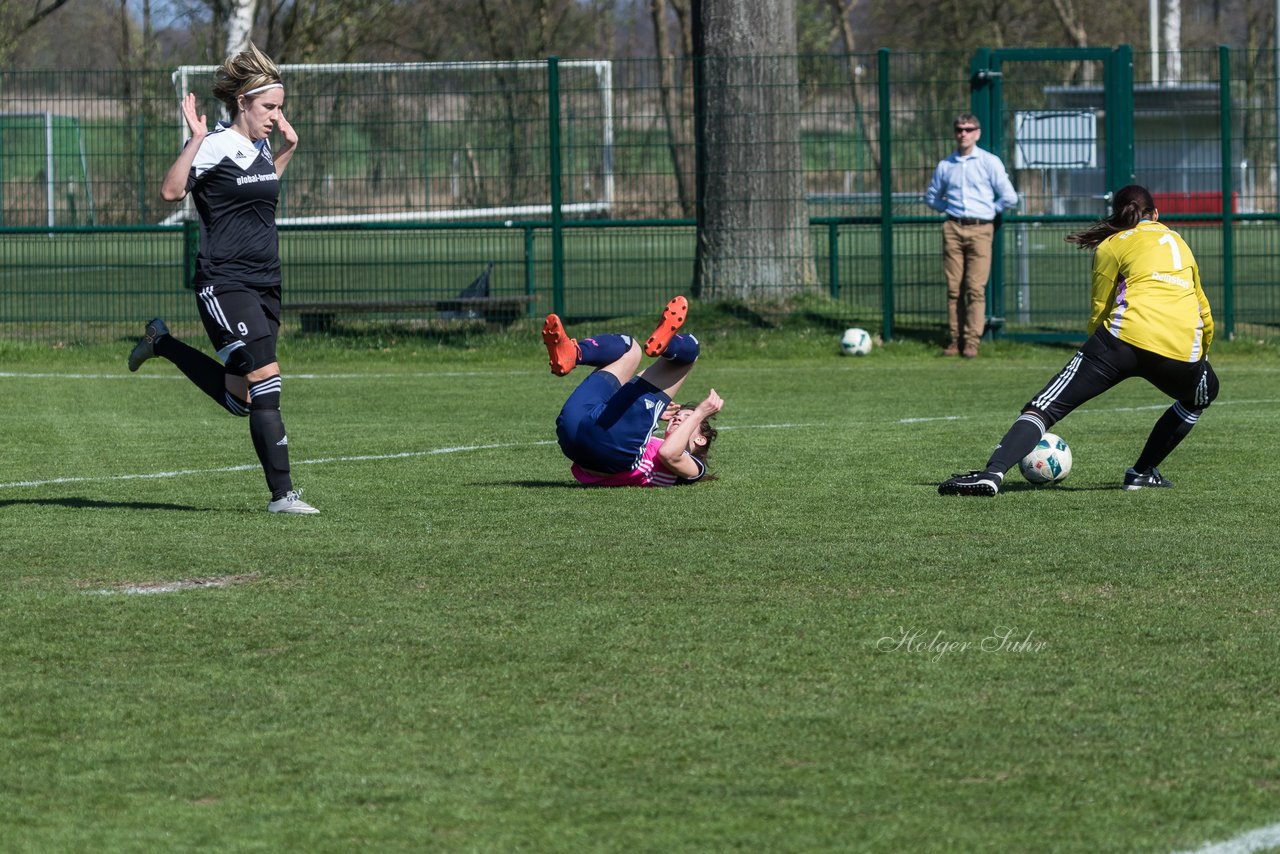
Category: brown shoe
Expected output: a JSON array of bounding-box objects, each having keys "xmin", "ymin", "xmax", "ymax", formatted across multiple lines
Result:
[
  {"xmin": 942, "ymin": 341, "xmax": 960, "ymax": 357},
  {"xmin": 961, "ymin": 342, "xmax": 979, "ymax": 359}
]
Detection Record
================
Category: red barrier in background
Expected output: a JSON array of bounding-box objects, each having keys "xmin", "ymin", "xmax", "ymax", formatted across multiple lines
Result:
[{"xmin": 1152, "ymin": 191, "xmax": 1238, "ymax": 224}]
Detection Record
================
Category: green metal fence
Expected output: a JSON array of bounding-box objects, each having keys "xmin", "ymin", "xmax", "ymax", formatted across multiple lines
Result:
[{"xmin": 1, "ymin": 48, "xmax": 1277, "ymax": 342}]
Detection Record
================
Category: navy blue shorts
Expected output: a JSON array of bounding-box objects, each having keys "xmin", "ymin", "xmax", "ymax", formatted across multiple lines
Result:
[{"xmin": 556, "ymin": 372, "xmax": 671, "ymax": 473}]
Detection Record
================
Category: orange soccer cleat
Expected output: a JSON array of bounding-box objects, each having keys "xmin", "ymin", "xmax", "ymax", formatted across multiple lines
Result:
[
  {"xmin": 542, "ymin": 313, "xmax": 580, "ymax": 376},
  {"xmin": 644, "ymin": 295, "xmax": 688, "ymax": 357}
]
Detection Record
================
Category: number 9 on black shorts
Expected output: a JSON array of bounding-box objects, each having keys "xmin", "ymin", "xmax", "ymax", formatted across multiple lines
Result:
[{"xmin": 197, "ymin": 282, "xmax": 281, "ymax": 372}]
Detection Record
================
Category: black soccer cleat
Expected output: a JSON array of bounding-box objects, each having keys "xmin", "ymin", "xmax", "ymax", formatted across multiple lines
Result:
[
  {"xmin": 128, "ymin": 317, "xmax": 169, "ymax": 372},
  {"xmin": 1122, "ymin": 467, "xmax": 1174, "ymax": 491},
  {"xmin": 938, "ymin": 470, "xmax": 1002, "ymax": 497}
]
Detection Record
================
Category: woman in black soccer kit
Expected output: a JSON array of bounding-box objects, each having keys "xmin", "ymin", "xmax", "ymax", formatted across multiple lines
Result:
[
  {"xmin": 939, "ymin": 184, "xmax": 1219, "ymax": 496},
  {"xmin": 129, "ymin": 43, "xmax": 317, "ymax": 514}
]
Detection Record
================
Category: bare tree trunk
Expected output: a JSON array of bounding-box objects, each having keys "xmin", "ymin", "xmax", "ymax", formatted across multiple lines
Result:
[
  {"xmin": 650, "ymin": 0, "xmax": 696, "ymax": 216},
  {"xmin": 478, "ymin": 0, "xmax": 531, "ymax": 207},
  {"xmin": 1163, "ymin": 0, "xmax": 1182, "ymax": 84},
  {"xmin": 693, "ymin": 0, "xmax": 817, "ymax": 300},
  {"xmin": 825, "ymin": 0, "xmax": 879, "ymax": 172},
  {"xmin": 672, "ymin": 0, "xmax": 696, "ymax": 183},
  {"xmin": 118, "ymin": 0, "xmax": 132, "ymax": 67},
  {"xmin": 208, "ymin": 0, "xmax": 227, "ymax": 59},
  {"xmin": 1048, "ymin": 0, "xmax": 1096, "ymax": 85},
  {"xmin": 226, "ymin": 0, "xmax": 259, "ymax": 56},
  {"xmin": 142, "ymin": 0, "xmax": 153, "ymax": 64}
]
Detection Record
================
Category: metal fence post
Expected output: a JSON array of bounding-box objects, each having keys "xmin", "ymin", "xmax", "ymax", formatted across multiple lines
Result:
[
  {"xmin": 182, "ymin": 218, "xmax": 199, "ymax": 289},
  {"xmin": 877, "ymin": 48, "xmax": 893, "ymax": 342},
  {"xmin": 971, "ymin": 50, "xmax": 1006, "ymax": 340},
  {"xmin": 827, "ymin": 221, "xmax": 840, "ymax": 298},
  {"xmin": 1107, "ymin": 45, "xmax": 1135, "ymax": 190},
  {"xmin": 547, "ymin": 55, "xmax": 565, "ymax": 318},
  {"xmin": 1219, "ymin": 44, "xmax": 1235, "ymax": 340},
  {"xmin": 524, "ymin": 224, "xmax": 537, "ymax": 316},
  {"xmin": 135, "ymin": 113, "xmax": 147, "ymax": 223},
  {"xmin": 969, "ymin": 48, "xmax": 992, "ymax": 130}
]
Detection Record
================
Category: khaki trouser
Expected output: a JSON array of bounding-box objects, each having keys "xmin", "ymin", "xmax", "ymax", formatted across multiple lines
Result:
[{"xmin": 942, "ymin": 219, "xmax": 994, "ymax": 347}]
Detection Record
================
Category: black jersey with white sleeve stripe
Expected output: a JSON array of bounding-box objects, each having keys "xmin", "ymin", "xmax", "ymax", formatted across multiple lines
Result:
[{"xmin": 185, "ymin": 121, "xmax": 281, "ymax": 289}]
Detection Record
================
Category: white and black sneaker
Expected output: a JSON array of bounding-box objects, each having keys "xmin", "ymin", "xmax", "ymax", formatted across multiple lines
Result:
[
  {"xmin": 128, "ymin": 317, "xmax": 169, "ymax": 372},
  {"xmin": 267, "ymin": 490, "xmax": 320, "ymax": 514},
  {"xmin": 938, "ymin": 470, "xmax": 1002, "ymax": 497},
  {"xmin": 1123, "ymin": 467, "xmax": 1173, "ymax": 491}
]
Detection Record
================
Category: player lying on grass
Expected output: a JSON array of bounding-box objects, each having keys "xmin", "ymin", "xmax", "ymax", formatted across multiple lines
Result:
[
  {"xmin": 543, "ymin": 296, "xmax": 722, "ymax": 487},
  {"xmin": 938, "ymin": 184, "xmax": 1219, "ymax": 497}
]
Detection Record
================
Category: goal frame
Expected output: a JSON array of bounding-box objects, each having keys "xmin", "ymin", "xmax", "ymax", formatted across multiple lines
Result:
[
  {"xmin": 167, "ymin": 59, "xmax": 614, "ymax": 226},
  {"xmin": 0, "ymin": 112, "xmax": 95, "ymax": 227}
]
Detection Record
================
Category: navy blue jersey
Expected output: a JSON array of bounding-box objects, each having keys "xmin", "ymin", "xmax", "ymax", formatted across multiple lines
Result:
[{"xmin": 185, "ymin": 122, "xmax": 281, "ymax": 288}]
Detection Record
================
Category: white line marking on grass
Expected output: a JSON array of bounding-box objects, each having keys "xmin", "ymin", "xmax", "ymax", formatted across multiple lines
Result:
[
  {"xmin": 288, "ymin": 372, "xmax": 532, "ymax": 380},
  {"xmin": 294, "ymin": 441, "xmax": 556, "ymax": 467},
  {"xmin": 900, "ymin": 398, "xmax": 1279, "ymax": 425},
  {"xmin": 0, "ymin": 464, "xmax": 261, "ymax": 489},
  {"xmin": 1099, "ymin": 401, "xmax": 1280, "ymax": 413},
  {"xmin": 0, "ymin": 442, "xmax": 557, "ymax": 491},
  {"xmin": 0, "ymin": 370, "xmax": 530, "ymax": 381},
  {"xmin": 0, "ymin": 425, "xmax": 814, "ymax": 492},
  {"xmin": 1173, "ymin": 821, "xmax": 1280, "ymax": 854},
  {"xmin": 0, "ymin": 372, "xmax": 144, "ymax": 380},
  {"xmin": 0, "ymin": 391, "xmax": 1274, "ymax": 491}
]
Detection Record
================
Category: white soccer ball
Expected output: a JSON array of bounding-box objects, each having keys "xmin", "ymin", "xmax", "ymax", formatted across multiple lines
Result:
[
  {"xmin": 840, "ymin": 327, "xmax": 873, "ymax": 356},
  {"xmin": 1019, "ymin": 432, "xmax": 1073, "ymax": 485}
]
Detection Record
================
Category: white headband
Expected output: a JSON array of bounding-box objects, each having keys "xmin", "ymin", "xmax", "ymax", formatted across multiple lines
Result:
[{"xmin": 241, "ymin": 82, "xmax": 283, "ymax": 97}]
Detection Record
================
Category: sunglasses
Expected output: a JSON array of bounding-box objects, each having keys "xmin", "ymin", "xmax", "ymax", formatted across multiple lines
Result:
[{"xmin": 954, "ymin": 126, "xmax": 979, "ymax": 133}]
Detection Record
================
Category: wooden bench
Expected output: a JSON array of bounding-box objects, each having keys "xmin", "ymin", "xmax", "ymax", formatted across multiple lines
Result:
[{"xmin": 284, "ymin": 295, "xmax": 537, "ymax": 332}]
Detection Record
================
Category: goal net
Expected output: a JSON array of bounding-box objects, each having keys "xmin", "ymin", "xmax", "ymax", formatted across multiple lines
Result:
[
  {"xmin": 0, "ymin": 112, "xmax": 95, "ymax": 227},
  {"xmin": 166, "ymin": 60, "xmax": 614, "ymax": 226}
]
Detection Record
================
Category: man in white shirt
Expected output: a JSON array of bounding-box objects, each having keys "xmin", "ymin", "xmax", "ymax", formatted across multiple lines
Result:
[{"xmin": 924, "ymin": 113, "xmax": 1019, "ymax": 358}]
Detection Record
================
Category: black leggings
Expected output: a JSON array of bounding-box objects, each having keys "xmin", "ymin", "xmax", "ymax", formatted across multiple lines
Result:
[
  {"xmin": 984, "ymin": 329, "xmax": 1219, "ymax": 476},
  {"xmin": 1024, "ymin": 328, "xmax": 1218, "ymax": 428}
]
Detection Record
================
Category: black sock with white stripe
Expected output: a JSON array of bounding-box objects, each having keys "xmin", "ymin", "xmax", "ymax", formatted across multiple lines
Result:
[
  {"xmin": 1133, "ymin": 402, "xmax": 1200, "ymax": 473},
  {"xmin": 248, "ymin": 376, "xmax": 292, "ymax": 500},
  {"xmin": 154, "ymin": 335, "xmax": 245, "ymax": 413},
  {"xmin": 984, "ymin": 413, "xmax": 1047, "ymax": 475}
]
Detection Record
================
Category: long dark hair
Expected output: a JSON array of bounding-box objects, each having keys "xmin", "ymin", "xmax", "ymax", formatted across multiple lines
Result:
[
  {"xmin": 1066, "ymin": 184, "xmax": 1157, "ymax": 249},
  {"xmin": 679, "ymin": 402, "xmax": 719, "ymax": 478}
]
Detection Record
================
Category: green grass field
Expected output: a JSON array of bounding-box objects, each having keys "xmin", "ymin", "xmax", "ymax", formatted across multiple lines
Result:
[{"xmin": 2, "ymin": 310, "xmax": 1279, "ymax": 852}]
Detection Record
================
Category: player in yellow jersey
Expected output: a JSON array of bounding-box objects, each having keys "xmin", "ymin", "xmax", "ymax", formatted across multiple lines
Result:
[{"xmin": 939, "ymin": 184, "xmax": 1219, "ymax": 496}]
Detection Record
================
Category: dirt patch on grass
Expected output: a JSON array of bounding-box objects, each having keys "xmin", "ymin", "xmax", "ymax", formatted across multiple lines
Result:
[{"xmin": 80, "ymin": 573, "xmax": 261, "ymax": 595}]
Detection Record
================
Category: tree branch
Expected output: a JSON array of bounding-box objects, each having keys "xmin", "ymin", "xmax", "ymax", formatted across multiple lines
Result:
[
  {"xmin": 21, "ymin": 0, "xmax": 74, "ymax": 34},
  {"xmin": 1047, "ymin": 0, "xmax": 1087, "ymax": 47}
]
